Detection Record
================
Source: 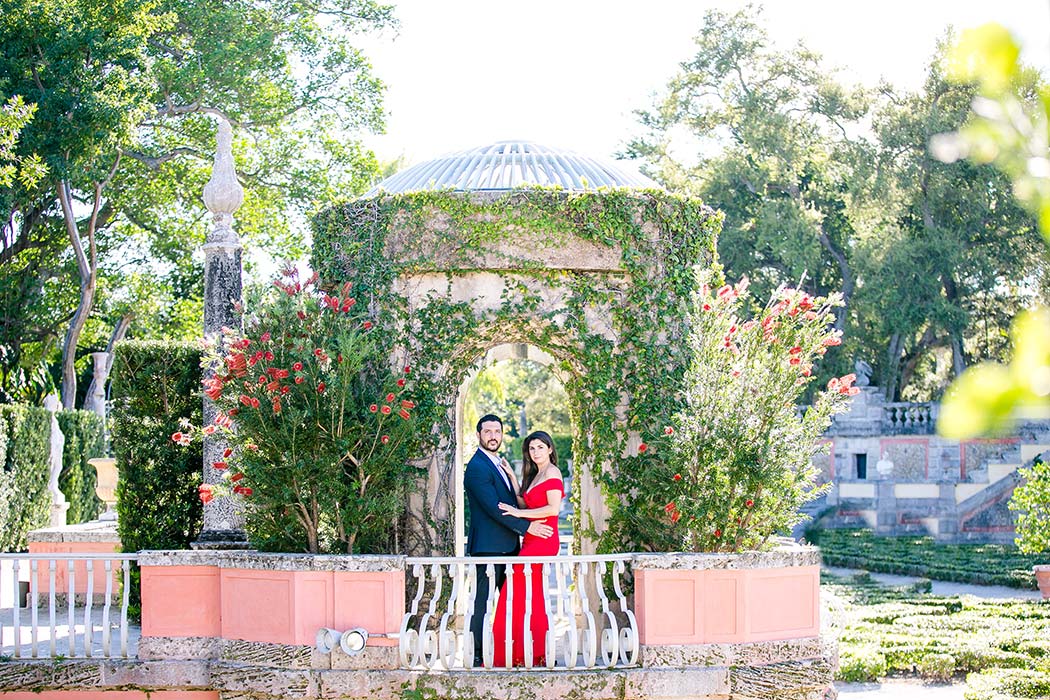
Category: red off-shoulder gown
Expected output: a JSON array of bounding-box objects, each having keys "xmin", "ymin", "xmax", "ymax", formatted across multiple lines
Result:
[{"xmin": 491, "ymin": 477, "xmax": 562, "ymax": 667}]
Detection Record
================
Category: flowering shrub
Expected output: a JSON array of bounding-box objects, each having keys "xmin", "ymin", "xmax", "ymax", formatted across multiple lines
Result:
[
  {"xmin": 1009, "ymin": 457, "xmax": 1050, "ymax": 555},
  {"xmin": 178, "ymin": 266, "xmax": 420, "ymax": 554},
  {"xmin": 642, "ymin": 272, "xmax": 856, "ymax": 552}
]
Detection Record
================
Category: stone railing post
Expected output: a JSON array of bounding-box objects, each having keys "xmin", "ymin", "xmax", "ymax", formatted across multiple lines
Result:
[{"xmin": 193, "ymin": 119, "xmax": 250, "ymax": 550}]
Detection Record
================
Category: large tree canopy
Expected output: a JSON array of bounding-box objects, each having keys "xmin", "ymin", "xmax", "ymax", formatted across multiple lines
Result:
[
  {"xmin": 0, "ymin": 0, "xmax": 393, "ymax": 405},
  {"xmin": 627, "ymin": 6, "xmax": 1042, "ymax": 401}
]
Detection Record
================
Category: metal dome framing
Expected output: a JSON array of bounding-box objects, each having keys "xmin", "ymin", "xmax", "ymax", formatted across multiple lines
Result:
[{"xmin": 365, "ymin": 140, "xmax": 660, "ymax": 196}]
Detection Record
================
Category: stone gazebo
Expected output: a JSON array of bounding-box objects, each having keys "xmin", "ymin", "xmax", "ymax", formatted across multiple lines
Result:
[{"xmin": 312, "ymin": 140, "xmax": 721, "ymax": 556}]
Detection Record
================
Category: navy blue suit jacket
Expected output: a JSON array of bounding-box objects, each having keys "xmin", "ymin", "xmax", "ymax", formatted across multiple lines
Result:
[{"xmin": 464, "ymin": 448, "xmax": 530, "ymax": 555}]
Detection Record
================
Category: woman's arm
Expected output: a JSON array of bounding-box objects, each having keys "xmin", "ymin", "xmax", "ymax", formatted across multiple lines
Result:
[{"xmin": 499, "ymin": 471, "xmax": 562, "ymax": 519}]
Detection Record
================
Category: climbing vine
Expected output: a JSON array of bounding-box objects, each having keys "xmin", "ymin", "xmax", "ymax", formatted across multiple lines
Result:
[{"xmin": 312, "ymin": 187, "xmax": 722, "ymax": 554}]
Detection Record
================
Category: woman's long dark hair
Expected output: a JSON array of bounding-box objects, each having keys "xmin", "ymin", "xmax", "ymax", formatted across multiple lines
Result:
[{"xmin": 521, "ymin": 430, "xmax": 558, "ymax": 494}]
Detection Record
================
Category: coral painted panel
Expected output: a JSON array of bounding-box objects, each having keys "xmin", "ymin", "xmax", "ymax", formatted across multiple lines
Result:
[
  {"xmin": 634, "ymin": 569, "xmax": 702, "ymax": 644},
  {"xmin": 333, "ymin": 571, "xmax": 404, "ymax": 647},
  {"xmin": 140, "ymin": 566, "xmax": 220, "ymax": 637},
  {"xmin": 221, "ymin": 570, "xmax": 294, "ymax": 644},
  {"xmin": 747, "ymin": 566, "xmax": 820, "ymax": 640},
  {"xmin": 26, "ymin": 542, "xmax": 121, "ymax": 597},
  {"xmin": 292, "ymin": 572, "xmax": 334, "ymax": 646},
  {"xmin": 0, "ymin": 694, "xmax": 218, "ymax": 700},
  {"xmin": 703, "ymin": 572, "xmax": 742, "ymax": 642}
]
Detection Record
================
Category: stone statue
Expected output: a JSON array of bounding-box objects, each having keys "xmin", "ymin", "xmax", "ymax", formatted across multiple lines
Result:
[
  {"xmin": 854, "ymin": 359, "xmax": 873, "ymax": 387},
  {"xmin": 43, "ymin": 393, "xmax": 69, "ymax": 527}
]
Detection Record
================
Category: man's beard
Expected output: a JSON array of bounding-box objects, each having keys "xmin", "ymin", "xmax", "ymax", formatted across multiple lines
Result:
[{"xmin": 484, "ymin": 438, "xmax": 501, "ymax": 451}]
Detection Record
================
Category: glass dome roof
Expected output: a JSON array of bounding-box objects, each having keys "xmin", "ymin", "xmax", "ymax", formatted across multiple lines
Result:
[{"xmin": 364, "ymin": 140, "xmax": 660, "ymax": 196}]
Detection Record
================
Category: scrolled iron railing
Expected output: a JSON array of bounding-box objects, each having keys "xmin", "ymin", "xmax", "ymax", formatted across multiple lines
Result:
[{"xmin": 399, "ymin": 554, "xmax": 637, "ymax": 671}]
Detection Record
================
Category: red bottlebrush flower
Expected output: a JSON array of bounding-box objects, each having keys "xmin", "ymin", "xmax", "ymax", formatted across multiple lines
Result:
[
  {"xmin": 399, "ymin": 408, "xmax": 411, "ymax": 420},
  {"xmin": 260, "ymin": 332, "xmax": 271, "ymax": 343},
  {"xmin": 292, "ymin": 362, "xmax": 303, "ymax": 371},
  {"xmin": 317, "ymin": 382, "xmax": 326, "ymax": 394},
  {"xmin": 397, "ymin": 378, "xmax": 406, "ymax": 387},
  {"xmin": 233, "ymin": 486, "xmax": 252, "ymax": 496},
  {"xmin": 247, "ymin": 443, "xmax": 259, "ymax": 451},
  {"xmin": 827, "ymin": 378, "xmax": 840, "ymax": 391},
  {"xmin": 198, "ymin": 485, "xmax": 214, "ymax": 504},
  {"xmin": 401, "ymin": 399, "xmax": 416, "ymax": 409},
  {"xmin": 404, "ymin": 365, "xmax": 411, "ymax": 374},
  {"xmin": 804, "ymin": 311, "xmax": 818, "ymax": 321},
  {"xmin": 248, "ymin": 355, "xmax": 259, "ymax": 367},
  {"xmin": 638, "ymin": 443, "xmax": 648, "ymax": 453},
  {"xmin": 841, "ymin": 373, "xmax": 857, "ymax": 387},
  {"xmin": 702, "ymin": 303, "xmax": 712, "ymax": 312},
  {"xmin": 381, "ymin": 435, "xmax": 390, "ymax": 444},
  {"xmin": 202, "ymin": 425, "xmax": 217, "ymax": 436},
  {"xmin": 238, "ymin": 338, "xmax": 251, "ymax": 349},
  {"xmin": 846, "ymin": 386, "xmax": 860, "ymax": 396},
  {"xmin": 281, "ymin": 385, "xmax": 290, "ymax": 395},
  {"xmin": 731, "ymin": 370, "xmax": 741, "ymax": 377},
  {"xmin": 240, "ymin": 394, "xmax": 253, "ymax": 406},
  {"xmin": 264, "ymin": 351, "xmax": 275, "ymax": 361},
  {"xmin": 789, "ymin": 357, "xmax": 801, "ymax": 366},
  {"xmin": 216, "ymin": 413, "xmax": 233, "ymax": 428},
  {"xmin": 250, "ymin": 397, "xmax": 260, "ymax": 409},
  {"xmin": 295, "ymin": 376, "xmax": 304, "ymax": 384},
  {"xmin": 297, "ymin": 310, "xmax": 306, "ymax": 320},
  {"xmin": 789, "ymin": 346, "xmax": 802, "ymax": 355},
  {"xmin": 171, "ymin": 431, "xmax": 189, "ymax": 446},
  {"xmin": 822, "ymin": 335, "xmax": 842, "ymax": 347},
  {"xmin": 223, "ymin": 448, "xmax": 233, "ymax": 459},
  {"xmin": 672, "ymin": 473, "xmax": 682, "ymax": 481},
  {"xmin": 802, "ymin": 367, "xmax": 812, "ymax": 377},
  {"xmin": 385, "ymin": 393, "xmax": 395, "ymax": 402},
  {"xmin": 258, "ymin": 375, "xmax": 267, "ymax": 385},
  {"xmin": 717, "ymin": 284, "xmax": 733, "ymax": 298},
  {"xmin": 363, "ymin": 321, "xmax": 373, "ymax": 330},
  {"xmin": 381, "ymin": 405, "xmax": 392, "ymax": 415},
  {"xmin": 272, "ymin": 399, "xmax": 282, "ymax": 414},
  {"xmin": 664, "ymin": 501, "xmax": 676, "ymax": 513},
  {"xmin": 671, "ymin": 510, "xmax": 681, "ymax": 523},
  {"xmin": 228, "ymin": 408, "xmax": 239, "ymax": 417},
  {"xmin": 276, "ymin": 369, "xmax": 289, "ymax": 379},
  {"xmin": 212, "ymin": 461, "xmax": 228, "ymax": 471},
  {"xmin": 266, "ymin": 381, "xmax": 280, "ymax": 393},
  {"xmin": 746, "ymin": 499, "xmax": 754, "ymax": 508},
  {"xmin": 314, "ymin": 348, "xmax": 324, "ymax": 356},
  {"xmin": 664, "ymin": 426, "xmax": 674, "ymax": 435},
  {"xmin": 204, "ymin": 377, "xmax": 224, "ymax": 401},
  {"xmin": 714, "ymin": 529, "xmax": 722, "ymax": 538},
  {"xmin": 369, "ymin": 404, "xmax": 378, "ymax": 413}
]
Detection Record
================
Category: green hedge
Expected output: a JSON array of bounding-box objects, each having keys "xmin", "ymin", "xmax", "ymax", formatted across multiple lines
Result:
[
  {"xmin": 111, "ymin": 340, "xmax": 203, "ymax": 556},
  {"xmin": 809, "ymin": 527, "xmax": 1040, "ymax": 589},
  {"xmin": 0, "ymin": 405, "xmax": 52, "ymax": 551},
  {"xmin": 56, "ymin": 409, "xmax": 105, "ymax": 524}
]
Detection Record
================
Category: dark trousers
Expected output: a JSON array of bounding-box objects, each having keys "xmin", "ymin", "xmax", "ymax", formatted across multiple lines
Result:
[{"xmin": 469, "ymin": 552, "xmax": 514, "ymax": 662}]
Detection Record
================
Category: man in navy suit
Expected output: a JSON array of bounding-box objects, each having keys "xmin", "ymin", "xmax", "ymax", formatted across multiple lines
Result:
[{"xmin": 464, "ymin": 414, "xmax": 553, "ymax": 666}]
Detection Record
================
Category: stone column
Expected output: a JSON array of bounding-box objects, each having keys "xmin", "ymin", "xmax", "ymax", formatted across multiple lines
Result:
[
  {"xmin": 43, "ymin": 393, "xmax": 69, "ymax": 527},
  {"xmin": 193, "ymin": 119, "xmax": 250, "ymax": 550}
]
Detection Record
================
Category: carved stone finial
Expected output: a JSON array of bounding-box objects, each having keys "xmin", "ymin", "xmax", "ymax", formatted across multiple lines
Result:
[{"xmin": 203, "ymin": 119, "xmax": 244, "ymax": 230}]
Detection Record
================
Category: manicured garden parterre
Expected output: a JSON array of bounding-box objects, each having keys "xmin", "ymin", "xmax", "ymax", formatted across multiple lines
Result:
[
  {"xmin": 826, "ymin": 571, "xmax": 1050, "ymax": 699},
  {"xmin": 810, "ymin": 527, "xmax": 1042, "ymax": 589}
]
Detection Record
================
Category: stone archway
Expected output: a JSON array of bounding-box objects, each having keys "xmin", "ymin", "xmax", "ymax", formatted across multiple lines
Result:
[{"xmin": 313, "ymin": 188, "xmax": 720, "ymax": 555}]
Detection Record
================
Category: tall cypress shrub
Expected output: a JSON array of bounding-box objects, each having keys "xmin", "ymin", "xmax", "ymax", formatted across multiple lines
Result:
[
  {"xmin": 0, "ymin": 405, "xmax": 52, "ymax": 551},
  {"xmin": 111, "ymin": 340, "xmax": 203, "ymax": 555},
  {"xmin": 56, "ymin": 409, "xmax": 105, "ymax": 524}
]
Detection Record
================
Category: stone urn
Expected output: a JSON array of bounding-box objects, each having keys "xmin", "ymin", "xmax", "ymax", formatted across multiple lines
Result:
[
  {"xmin": 1035, "ymin": 565, "xmax": 1050, "ymax": 600},
  {"xmin": 88, "ymin": 457, "xmax": 119, "ymax": 521}
]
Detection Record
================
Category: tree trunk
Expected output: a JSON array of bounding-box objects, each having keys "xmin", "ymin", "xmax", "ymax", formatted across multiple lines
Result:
[
  {"xmin": 884, "ymin": 333, "xmax": 902, "ymax": 401},
  {"xmin": 57, "ymin": 181, "xmax": 98, "ymax": 410},
  {"xmin": 816, "ymin": 224, "xmax": 854, "ymax": 331},
  {"xmin": 950, "ymin": 333, "xmax": 966, "ymax": 377}
]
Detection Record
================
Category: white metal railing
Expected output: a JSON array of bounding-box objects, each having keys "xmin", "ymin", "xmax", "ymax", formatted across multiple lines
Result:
[
  {"xmin": 0, "ymin": 553, "xmax": 136, "ymax": 659},
  {"xmin": 399, "ymin": 554, "xmax": 637, "ymax": 671}
]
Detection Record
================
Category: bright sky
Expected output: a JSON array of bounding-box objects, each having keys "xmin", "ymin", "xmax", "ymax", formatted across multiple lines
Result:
[{"xmin": 357, "ymin": 0, "xmax": 1050, "ymax": 168}]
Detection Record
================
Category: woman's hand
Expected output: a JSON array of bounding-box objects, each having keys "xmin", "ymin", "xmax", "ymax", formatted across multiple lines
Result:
[
  {"xmin": 499, "ymin": 456, "xmax": 516, "ymax": 481},
  {"xmin": 499, "ymin": 502, "xmax": 521, "ymax": 517}
]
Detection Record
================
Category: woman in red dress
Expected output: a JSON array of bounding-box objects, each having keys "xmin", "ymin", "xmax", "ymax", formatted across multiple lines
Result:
[{"xmin": 492, "ymin": 430, "xmax": 563, "ymax": 667}]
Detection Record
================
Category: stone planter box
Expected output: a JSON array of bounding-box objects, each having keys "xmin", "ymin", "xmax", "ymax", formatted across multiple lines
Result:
[
  {"xmin": 633, "ymin": 546, "xmax": 821, "ymax": 649},
  {"xmin": 26, "ymin": 521, "xmax": 122, "ymax": 599},
  {"xmin": 138, "ymin": 551, "xmax": 405, "ymax": 666}
]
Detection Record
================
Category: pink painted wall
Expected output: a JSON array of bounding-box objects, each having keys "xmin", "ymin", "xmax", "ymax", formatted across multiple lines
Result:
[
  {"xmin": 141, "ymin": 565, "xmax": 403, "ymax": 648},
  {"xmin": 634, "ymin": 565, "xmax": 820, "ymax": 645},
  {"xmin": 26, "ymin": 542, "xmax": 121, "ymax": 597},
  {"xmin": 0, "ymin": 693, "xmax": 217, "ymax": 700}
]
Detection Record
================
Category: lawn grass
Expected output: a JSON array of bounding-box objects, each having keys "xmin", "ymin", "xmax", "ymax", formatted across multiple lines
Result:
[
  {"xmin": 808, "ymin": 527, "xmax": 1042, "ymax": 589},
  {"xmin": 825, "ymin": 571, "xmax": 1050, "ymax": 699}
]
